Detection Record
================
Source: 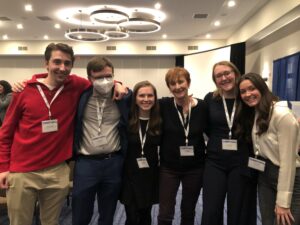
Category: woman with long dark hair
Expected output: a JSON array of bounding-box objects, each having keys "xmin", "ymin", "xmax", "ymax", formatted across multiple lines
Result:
[
  {"xmin": 0, "ymin": 80, "xmax": 12, "ymax": 126},
  {"xmin": 236, "ymin": 73, "xmax": 300, "ymax": 225},
  {"xmin": 120, "ymin": 80, "xmax": 161, "ymax": 225}
]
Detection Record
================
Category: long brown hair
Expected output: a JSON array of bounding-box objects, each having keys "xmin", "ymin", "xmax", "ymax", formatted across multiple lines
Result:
[
  {"xmin": 235, "ymin": 73, "xmax": 279, "ymax": 141},
  {"xmin": 128, "ymin": 80, "xmax": 161, "ymax": 136}
]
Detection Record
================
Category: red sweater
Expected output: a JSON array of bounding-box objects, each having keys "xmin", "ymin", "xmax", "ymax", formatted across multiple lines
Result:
[{"xmin": 0, "ymin": 73, "xmax": 90, "ymax": 172}]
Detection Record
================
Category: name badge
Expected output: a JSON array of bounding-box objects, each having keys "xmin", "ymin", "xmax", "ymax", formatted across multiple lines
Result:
[
  {"xmin": 42, "ymin": 119, "xmax": 58, "ymax": 133},
  {"xmin": 222, "ymin": 139, "xmax": 238, "ymax": 151},
  {"xmin": 137, "ymin": 158, "xmax": 150, "ymax": 168},
  {"xmin": 248, "ymin": 157, "xmax": 265, "ymax": 172},
  {"xmin": 91, "ymin": 135, "xmax": 107, "ymax": 147},
  {"xmin": 180, "ymin": 146, "xmax": 194, "ymax": 156}
]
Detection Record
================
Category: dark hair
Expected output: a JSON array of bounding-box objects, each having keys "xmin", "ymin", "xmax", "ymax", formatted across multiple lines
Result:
[
  {"xmin": 44, "ymin": 43, "xmax": 75, "ymax": 65},
  {"xmin": 212, "ymin": 61, "xmax": 241, "ymax": 98},
  {"xmin": 0, "ymin": 80, "xmax": 12, "ymax": 95},
  {"xmin": 235, "ymin": 73, "xmax": 279, "ymax": 141},
  {"xmin": 165, "ymin": 67, "xmax": 191, "ymax": 88},
  {"xmin": 86, "ymin": 56, "xmax": 114, "ymax": 77},
  {"xmin": 129, "ymin": 81, "xmax": 161, "ymax": 136}
]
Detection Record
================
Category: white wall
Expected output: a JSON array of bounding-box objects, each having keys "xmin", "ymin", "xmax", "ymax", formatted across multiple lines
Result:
[{"xmin": 0, "ymin": 55, "xmax": 175, "ymax": 98}]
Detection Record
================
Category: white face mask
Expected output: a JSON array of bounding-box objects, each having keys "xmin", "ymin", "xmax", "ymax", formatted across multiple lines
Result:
[{"xmin": 93, "ymin": 77, "xmax": 114, "ymax": 95}]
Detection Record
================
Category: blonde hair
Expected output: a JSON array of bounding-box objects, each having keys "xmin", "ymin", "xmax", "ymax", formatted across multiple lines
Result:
[{"xmin": 211, "ymin": 61, "xmax": 241, "ymax": 98}]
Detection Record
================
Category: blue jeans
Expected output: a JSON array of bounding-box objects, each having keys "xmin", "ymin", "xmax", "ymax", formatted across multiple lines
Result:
[
  {"xmin": 258, "ymin": 161, "xmax": 300, "ymax": 225},
  {"xmin": 72, "ymin": 154, "xmax": 124, "ymax": 225}
]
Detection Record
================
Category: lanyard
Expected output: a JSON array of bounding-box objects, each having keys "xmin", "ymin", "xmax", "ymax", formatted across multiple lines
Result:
[
  {"xmin": 37, "ymin": 84, "xmax": 64, "ymax": 119},
  {"xmin": 174, "ymin": 98, "xmax": 191, "ymax": 146},
  {"xmin": 253, "ymin": 113, "xmax": 260, "ymax": 158},
  {"xmin": 139, "ymin": 120, "xmax": 149, "ymax": 157},
  {"xmin": 96, "ymin": 99, "xmax": 107, "ymax": 134},
  {"xmin": 222, "ymin": 95, "xmax": 236, "ymax": 139}
]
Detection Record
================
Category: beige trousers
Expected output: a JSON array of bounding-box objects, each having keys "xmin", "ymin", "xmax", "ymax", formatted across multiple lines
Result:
[{"xmin": 7, "ymin": 162, "xmax": 70, "ymax": 225}]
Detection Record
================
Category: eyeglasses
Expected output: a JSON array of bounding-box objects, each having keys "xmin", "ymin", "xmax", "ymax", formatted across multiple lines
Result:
[
  {"xmin": 214, "ymin": 70, "xmax": 233, "ymax": 79},
  {"xmin": 90, "ymin": 74, "xmax": 113, "ymax": 80}
]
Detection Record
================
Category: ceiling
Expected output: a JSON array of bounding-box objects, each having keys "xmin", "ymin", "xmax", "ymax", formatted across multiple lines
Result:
[{"xmin": 0, "ymin": 0, "xmax": 271, "ymax": 42}]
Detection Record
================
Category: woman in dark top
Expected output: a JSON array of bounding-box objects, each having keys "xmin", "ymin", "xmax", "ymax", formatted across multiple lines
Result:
[
  {"xmin": 120, "ymin": 80, "xmax": 161, "ymax": 225},
  {"xmin": 0, "ymin": 80, "xmax": 12, "ymax": 127},
  {"xmin": 158, "ymin": 67, "xmax": 207, "ymax": 225},
  {"xmin": 201, "ymin": 61, "xmax": 257, "ymax": 225}
]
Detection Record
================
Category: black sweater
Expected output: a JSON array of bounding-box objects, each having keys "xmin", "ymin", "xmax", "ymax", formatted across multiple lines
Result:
[{"xmin": 159, "ymin": 97, "xmax": 208, "ymax": 170}]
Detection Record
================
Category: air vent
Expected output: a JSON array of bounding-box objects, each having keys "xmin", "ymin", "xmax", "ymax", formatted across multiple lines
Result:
[
  {"xmin": 188, "ymin": 46, "xmax": 198, "ymax": 51},
  {"xmin": 146, "ymin": 46, "xmax": 156, "ymax": 51},
  {"xmin": 193, "ymin": 13, "xmax": 208, "ymax": 19},
  {"xmin": 0, "ymin": 17, "xmax": 12, "ymax": 21},
  {"xmin": 36, "ymin": 16, "xmax": 52, "ymax": 21},
  {"xmin": 18, "ymin": 46, "xmax": 28, "ymax": 51},
  {"xmin": 106, "ymin": 46, "xmax": 117, "ymax": 51}
]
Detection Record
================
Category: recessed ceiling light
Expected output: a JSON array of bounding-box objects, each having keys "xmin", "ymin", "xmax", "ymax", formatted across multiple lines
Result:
[
  {"xmin": 214, "ymin": 21, "xmax": 220, "ymax": 26},
  {"xmin": 2, "ymin": 34, "xmax": 8, "ymax": 40},
  {"xmin": 44, "ymin": 35, "xmax": 49, "ymax": 40},
  {"xmin": 228, "ymin": 1, "xmax": 236, "ymax": 7},
  {"xmin": 162, "ymin": 34, "xmax": 167, "ymax": 39},
  {"xmin": 206, "ymin": 34, "xmax": 211, "ymax": 38},
  {"xmin": 54, "ymin": 23, "xmax": 61, "ymax": 29},
  {"xmin": 17, "ymin": 24, "xmax": 23, "ymax": 29},
  {"xmin": 155, "ymin": 3, "xmax": 161, "ymax": 10},
  {"xmin": 25, "ymin": 4, "xmax": 33, "ymax": 11}
]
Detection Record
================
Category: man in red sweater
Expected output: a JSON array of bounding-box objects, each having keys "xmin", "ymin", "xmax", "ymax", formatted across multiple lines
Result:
[{"xmin": 0, "ymin": 43, "xmax": 91, "ymax": 225}]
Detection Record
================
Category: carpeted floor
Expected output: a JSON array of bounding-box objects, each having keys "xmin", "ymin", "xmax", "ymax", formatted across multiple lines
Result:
[{"xmin": 0, "ymin": 189, "xmax": 261, "ymax": 225}]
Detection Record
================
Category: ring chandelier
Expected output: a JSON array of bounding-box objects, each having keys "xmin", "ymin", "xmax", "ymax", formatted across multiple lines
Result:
[{"xmin": 58, "ymin": 5, "xmax": 166, "ymax": 42}]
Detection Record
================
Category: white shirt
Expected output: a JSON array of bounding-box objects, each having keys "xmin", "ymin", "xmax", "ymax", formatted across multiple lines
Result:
[{"xmin": 252, "ymin": 101, "xmax": 300, "ymax": 208}]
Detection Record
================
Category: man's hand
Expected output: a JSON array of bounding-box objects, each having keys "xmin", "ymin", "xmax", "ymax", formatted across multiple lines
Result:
[
  {"xmin": 0, "ymin": 171, "xmax": 9, "ymax": 189},
  {"xmin": 12, "ymin": 80, "xmax": 27, "ymax": 92},
  {"xmin": 275, "ymin": 205, "xmax": 294, "ymax": 225},
  {"xmin": 113, "ymin": 82, "xmax": 128, "ymax": 100}
]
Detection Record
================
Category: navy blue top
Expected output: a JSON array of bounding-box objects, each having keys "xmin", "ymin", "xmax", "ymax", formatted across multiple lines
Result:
[{"xmin": 204, "ymin": 92, "xmax": 254, "ymax": 175}]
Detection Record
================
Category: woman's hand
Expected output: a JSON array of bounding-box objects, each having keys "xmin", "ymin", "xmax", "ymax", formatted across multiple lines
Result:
[{"xmin": 275, "ymin": 205, "xmax": 294, "ymax": 225}]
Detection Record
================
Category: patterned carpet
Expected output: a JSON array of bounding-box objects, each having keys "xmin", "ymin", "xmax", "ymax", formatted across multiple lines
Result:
[{"xmin": 0, "ymin": 189, "xmax": 261, "ymax": 225}]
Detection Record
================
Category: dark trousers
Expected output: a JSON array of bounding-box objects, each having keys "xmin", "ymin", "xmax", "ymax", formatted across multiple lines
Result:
[
  {"xmin": 72, "ymin": 154, "xmax": 124, "ymax": 225},
  {"xmin": 201, "ymin": 160, "xmax": 257, "ymax": 225},
  {"xmin": 157, "ymin": 166, "xmax": 203, "ymax": 225},
  {"xmin": 258, "ymin": 162, "xmax": 300, "ymax": 225},
  {"xmin": 124, "ymin": 204, "xmax": 152, "ymax": 225}
]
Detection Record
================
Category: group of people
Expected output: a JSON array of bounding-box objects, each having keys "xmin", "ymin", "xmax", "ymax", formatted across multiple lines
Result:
[{"xmin": 0, "ymin": 42, "xmax": 299, "ymax": 225}]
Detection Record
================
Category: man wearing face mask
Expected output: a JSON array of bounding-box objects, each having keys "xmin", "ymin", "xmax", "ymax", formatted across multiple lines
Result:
[{"xmin": 72, "ymin": 56, "xmax": 131, "ymax": 225}]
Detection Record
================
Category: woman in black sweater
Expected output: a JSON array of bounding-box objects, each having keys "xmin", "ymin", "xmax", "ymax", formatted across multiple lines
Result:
[
  {"xmin": 157, "ymin": 67, "xmax": 207, "ymax": 225},
  {"xmin": 120, "ymin": 81, "xmax": 161, "ymax": 225}
]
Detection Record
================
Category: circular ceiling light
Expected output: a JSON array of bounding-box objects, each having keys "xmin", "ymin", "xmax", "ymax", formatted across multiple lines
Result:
[
  {"xmin": 105, "ymin": 27, "xmax": 129, "ymax": 39},
  {"xmin": 90, "ymin": 9, "xmax": 129, "ymax": 24},
  {"xmin": 119, "ymin": 18, "xmax": 160, "ymax": 33},
  {"xmin": 65, "ymin": 28, "xmax": 108, "ymax": 42}
]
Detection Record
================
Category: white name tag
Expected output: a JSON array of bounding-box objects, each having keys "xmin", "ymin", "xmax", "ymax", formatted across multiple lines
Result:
[
  {"xmin": 137, "ymin": 158, "xmax": 150, "ymax": 168},
  {"xmin": 91, "ymin": 135, "xmax": 107, "ymax": 147},
  {"xmin": 248, "ymin": 157, "xmax": 266, "ymax": 172},
  {"xmin": 180, "ymin": 146, "xmax": 194, "ymax": 156},
  {"xmin": 222, "ymin": 139, "xmax": 238, "ymax": 151},
  {"xmin": 42, "ymin": 119, "xmax": 58, "ymax": 133}
]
